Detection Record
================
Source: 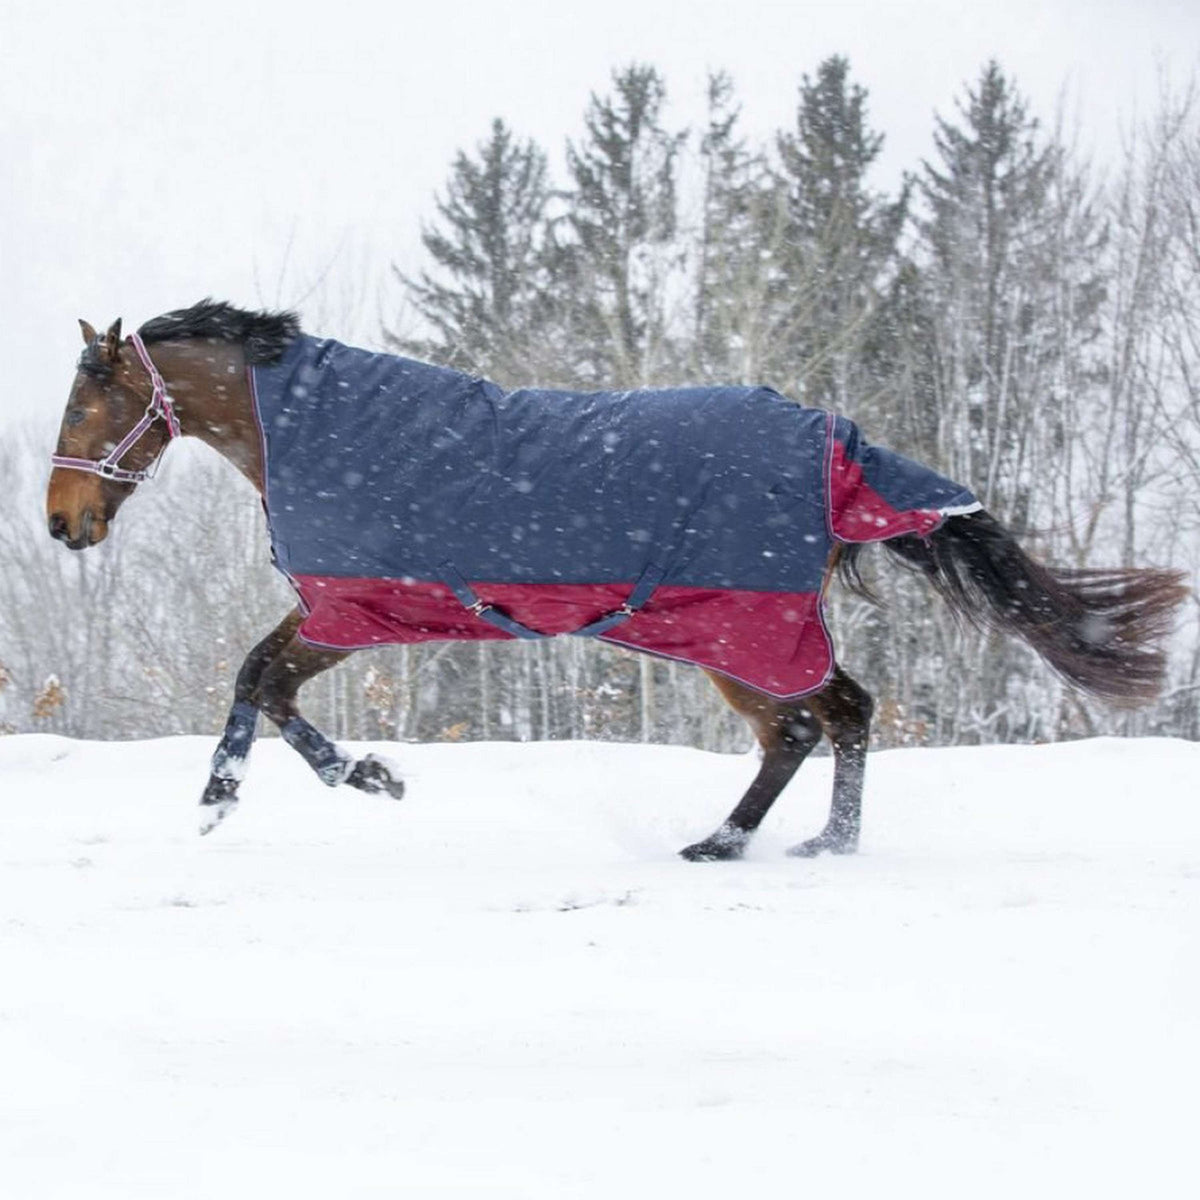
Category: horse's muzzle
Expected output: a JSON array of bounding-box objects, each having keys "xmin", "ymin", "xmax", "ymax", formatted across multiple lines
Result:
[{"xmin": 48, "ymin": 509, "xmax": 104, "ymax": 550}]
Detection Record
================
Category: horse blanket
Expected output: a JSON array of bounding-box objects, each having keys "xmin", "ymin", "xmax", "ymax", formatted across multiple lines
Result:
[{"xmin": 250, "ymin": 335, "xmax": 978, "ymax": 698}]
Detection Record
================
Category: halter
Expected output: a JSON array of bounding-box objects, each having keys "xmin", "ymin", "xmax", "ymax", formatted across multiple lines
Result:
[{"xmin": 51, "ymin": 333, "xmax": 182, "ymax": 484}]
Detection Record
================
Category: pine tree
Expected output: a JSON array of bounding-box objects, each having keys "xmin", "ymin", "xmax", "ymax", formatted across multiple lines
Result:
[
  {"xmin": 691, "ymin": 72, "xmax": 789, "ymax": 384},
  {"xmin": 774, "ymin": 55, "xmax": 909, "ymax": 416},
  {"xmin": 917, "ymin": 60, "xmax": 1061, "ymax": 526},
  {"xmin": 393, "ymin": 118, "xmax": 552, "ymax": 383},
  {"xmin": 558, "ymin": 64, "xmax": 688, "ymax": 386},
  {"xmin": 905, "ymin": 61, "xmax": 1109, "ymax": 741}
]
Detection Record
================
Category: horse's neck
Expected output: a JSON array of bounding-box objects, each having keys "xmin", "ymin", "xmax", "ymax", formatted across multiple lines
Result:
[{"xmin": 153, "ymin": 341, "xmax": 264, "ymax": 493}]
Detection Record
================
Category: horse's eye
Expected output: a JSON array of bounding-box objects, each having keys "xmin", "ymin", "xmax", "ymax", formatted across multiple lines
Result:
[{"xmin": 65, "ymin": 409, "xmax": 86, "ymax": 427}]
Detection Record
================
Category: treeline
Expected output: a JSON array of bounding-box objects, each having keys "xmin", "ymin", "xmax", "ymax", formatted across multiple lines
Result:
[{"xmin": 3, "ymin": 58, "xmax": 1198, "ymax": 748}]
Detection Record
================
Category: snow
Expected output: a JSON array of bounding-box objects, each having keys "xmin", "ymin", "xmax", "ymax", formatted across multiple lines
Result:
[{"xmin": 1, "ymin": 734, "xmax": 1197, "ymax": 1198}]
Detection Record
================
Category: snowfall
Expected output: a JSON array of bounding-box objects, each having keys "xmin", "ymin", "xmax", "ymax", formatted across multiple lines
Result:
[{"xmin": 1, "ymin": 733, "xmax": 1196, "ymax": 1199}]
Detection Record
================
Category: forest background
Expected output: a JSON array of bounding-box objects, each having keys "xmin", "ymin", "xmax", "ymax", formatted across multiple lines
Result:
[{"xmin": 4, "ymin": 57, "xmax": 1199, "ymax": 750}]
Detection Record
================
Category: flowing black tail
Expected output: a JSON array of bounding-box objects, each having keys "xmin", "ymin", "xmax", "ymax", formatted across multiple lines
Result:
[{"xmin": 838, "ymin": 510, "xmax": 1189, "ymax": 703}]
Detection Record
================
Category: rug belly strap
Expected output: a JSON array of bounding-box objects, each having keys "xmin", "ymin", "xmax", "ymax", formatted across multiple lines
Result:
[{"xmin": 440, "ymin": 560, "xmax": 663, "ymax": 639}]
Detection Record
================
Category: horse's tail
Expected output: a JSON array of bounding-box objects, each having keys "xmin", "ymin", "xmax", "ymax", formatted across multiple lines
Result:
[{"xmin": 837, "ymin": 510, "xmax": 1189, "ymax": 703}]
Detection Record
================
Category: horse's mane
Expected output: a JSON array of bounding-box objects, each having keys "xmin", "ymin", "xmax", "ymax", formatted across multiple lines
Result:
[
  {"xmin": 137, "ymin": 299, "xmax": 302, "ymax": 364},
  {"xmin": 81, "ymin": 300, "xmax": 301, "ymax": 380}
]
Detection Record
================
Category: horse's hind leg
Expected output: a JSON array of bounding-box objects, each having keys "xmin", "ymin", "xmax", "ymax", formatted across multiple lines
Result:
[
  {"xmin": 787, "ymin": 667, "xmax": 872, "ymax": 858},
  {"xmin": 199, "ymin": 608, "xmax": 303, "ymax": 833},
  {"xmin": 679, "ymin": 672, "xmax": 822, "ymax": 861}
]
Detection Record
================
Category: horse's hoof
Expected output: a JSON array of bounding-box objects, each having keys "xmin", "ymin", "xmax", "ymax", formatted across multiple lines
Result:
[
  {"xmin": 679, "ymin": 825, "xmax": 748, "ymax": 862},
  {"xmin": 346, "ymin": 753, "xmax": 405, "ymax": 800},
  {"xmin": 786, "ymin": 835, "xmax": 857, "ymax": 858},
  {"xmin": 199, "ymin": 796, "xmax": 238, "ymax": 836}
]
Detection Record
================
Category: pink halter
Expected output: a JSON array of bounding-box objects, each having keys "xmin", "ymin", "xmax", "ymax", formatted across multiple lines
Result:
[{"xmin": 51, "ymin": 332, "xmax": 181, "ymax": 484}]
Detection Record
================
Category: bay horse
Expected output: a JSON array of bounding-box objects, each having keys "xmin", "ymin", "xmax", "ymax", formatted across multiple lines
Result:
[{"xmin": 46, "ymin": 302, "xmax": 1187, "ymax": 858}]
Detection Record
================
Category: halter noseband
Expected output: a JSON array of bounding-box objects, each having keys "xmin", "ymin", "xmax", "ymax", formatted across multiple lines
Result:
[{"xmin": 51, "ymin": 332, "xmax": 181, "ymax": 484}]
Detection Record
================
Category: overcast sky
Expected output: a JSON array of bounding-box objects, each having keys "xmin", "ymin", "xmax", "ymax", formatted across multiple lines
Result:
[{"xmin": 4, "ymin": 0, "xmax": 1197, "ymax": 429}]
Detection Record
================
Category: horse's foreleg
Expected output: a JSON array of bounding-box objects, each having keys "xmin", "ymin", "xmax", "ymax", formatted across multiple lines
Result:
[
  {"xmin": 679, "ymin": 672, "xmax": 822, "ymax": 861},
  {"xmin": 787, "ymin": 667, "xmax": 873, "ymax": 857},
  {"xmin": 199, "ymin": 609, "xmax": 303, "ymax": 833},
  {"xmin": 255, "ymin": 635, "xmax": 406, "ymax": 802}
]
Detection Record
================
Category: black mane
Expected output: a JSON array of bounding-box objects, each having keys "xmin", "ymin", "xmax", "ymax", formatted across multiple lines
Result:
[{"xmin": 137, "ymin": 299, "xmax": 302, "ymax": 364}]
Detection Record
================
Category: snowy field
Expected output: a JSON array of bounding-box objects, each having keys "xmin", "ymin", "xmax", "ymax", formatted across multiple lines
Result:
[{"xmin": 1, "ymin": 734, "xmax": 1197, "ymax": 1199}]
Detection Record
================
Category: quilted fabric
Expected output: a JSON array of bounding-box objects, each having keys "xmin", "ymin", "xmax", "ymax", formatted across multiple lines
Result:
[{"xmin": 251, "ymin": 334, "xmax": 977, "ymax": 697}]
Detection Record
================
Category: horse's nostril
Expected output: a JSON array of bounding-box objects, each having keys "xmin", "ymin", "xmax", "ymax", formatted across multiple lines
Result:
[{"xmin": 49, "ymin": 513, "xmax": 70, "ymax": 542}]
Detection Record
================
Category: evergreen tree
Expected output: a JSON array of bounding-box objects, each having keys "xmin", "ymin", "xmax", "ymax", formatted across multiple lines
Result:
[
  {"xmin": 558, "ymin": 65, "xmax": 688, "ymax": 386},
  {"xmin": 903, "ymin": 60, "xmax": 1109, "ymax": 740},
  {"xmin": 691, "ymin": 72, "xmax": 790, "ymax": 384},
  {"xmin": 917, "ymin": 60, "xmax": 1062, "ymax": 525},
  {"xmin": 774, "ymin": 55, "xmax": 909, "ymax": 416},
  {"xmin": 393, "ymin": 118, "xmax": 552, "ymax": 383}
]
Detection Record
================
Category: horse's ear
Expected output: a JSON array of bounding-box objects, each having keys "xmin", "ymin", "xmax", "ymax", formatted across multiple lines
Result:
[
  {"xmin": 103, "ymin": 319, "xmax": 123, "ymax": 359},
  {"xmin": 79, "ymin": 319, "xmax": 97, "ymax": 345}
]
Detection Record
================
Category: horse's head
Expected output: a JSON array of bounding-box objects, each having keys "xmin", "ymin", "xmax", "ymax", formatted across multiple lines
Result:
[{"xmin": 47, "ymin": 318, "xmax": 175, "ymax": 549}]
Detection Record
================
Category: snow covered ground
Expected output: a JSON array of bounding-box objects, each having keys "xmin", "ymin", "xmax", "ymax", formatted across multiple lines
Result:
[{"xmin": 1, "ymin": 733, "xmax": 1196, "ymax": 1199}]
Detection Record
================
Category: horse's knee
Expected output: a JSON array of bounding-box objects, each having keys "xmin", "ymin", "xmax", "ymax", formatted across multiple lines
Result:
[{"xmin": 256, "ymin": 640, "xmax": 343, "ymax": 728}]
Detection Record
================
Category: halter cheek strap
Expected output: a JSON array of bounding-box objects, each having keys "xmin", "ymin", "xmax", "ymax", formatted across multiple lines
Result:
[{"xmin": 51, "ymin": 332, "xmax": 181, "ymax": 484}]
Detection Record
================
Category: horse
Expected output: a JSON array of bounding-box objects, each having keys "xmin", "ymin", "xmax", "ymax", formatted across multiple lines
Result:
[{"xmin": 47, "ymin": 301, "xmax": 1188, "ymax": 858}]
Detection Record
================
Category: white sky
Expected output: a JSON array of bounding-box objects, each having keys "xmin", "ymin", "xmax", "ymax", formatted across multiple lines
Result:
[{"xmin": 4, "ymin": 0, "xmax": 1197, "ymax": 428}]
